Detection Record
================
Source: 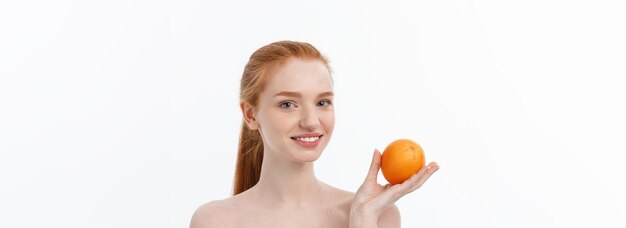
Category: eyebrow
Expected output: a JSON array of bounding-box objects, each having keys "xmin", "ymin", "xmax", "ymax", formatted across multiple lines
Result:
[{"xmin": 273, "ymin": 91, "xmax": 334, "ymax": 98}]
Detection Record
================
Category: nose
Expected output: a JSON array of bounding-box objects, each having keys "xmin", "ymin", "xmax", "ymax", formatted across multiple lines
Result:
[{"xmin": 299, "ymin": 106, "xmax": 321, "ymax": 131}]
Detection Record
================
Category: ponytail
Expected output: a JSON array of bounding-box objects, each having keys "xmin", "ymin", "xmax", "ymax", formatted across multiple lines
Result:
[{"xmin": 232, "ymin": 122, "xmax": 264, "ymax": 195}]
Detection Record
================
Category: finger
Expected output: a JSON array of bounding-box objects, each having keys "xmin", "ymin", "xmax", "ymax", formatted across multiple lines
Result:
[
  {"xmin": 364, "ymin": 149, "xmax": 382, "ymax": 182},
  {"xmin": 372, "ymin": 172, "xmax": 423, "ymax": 205},
  {"xmin": 407, "ymin": 162, "xmax": 439, "ymax": 192},
  {"xmin": 379, "ymin": 162, "xmax": 439, "ymax": 202},
  {"xmin": 397, "ymin": 162, "xmax": 432, "ymax": 189},
  {"xmin": 384, "ymin": 163, "xmax": 430, "ymax": 199}
]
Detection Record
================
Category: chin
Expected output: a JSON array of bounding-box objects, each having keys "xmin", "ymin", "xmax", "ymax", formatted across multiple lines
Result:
[
  {"xmin": 292, "ymin": 149, "xmax": 323, "ymax": 162},
  {"xmin": 285, "ymin": 136, "xmax": 331, "ymax": 163}
]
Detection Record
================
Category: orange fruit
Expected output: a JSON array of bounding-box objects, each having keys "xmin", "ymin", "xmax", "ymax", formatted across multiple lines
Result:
[{"xmin": 381, "ymin": 139, "xmax": 425, "ymax": 184}]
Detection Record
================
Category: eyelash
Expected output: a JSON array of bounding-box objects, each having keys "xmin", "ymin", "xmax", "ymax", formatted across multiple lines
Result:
[
  {"xmin": 279, "ymin": 100, "xmax": 332, "ymax": 109},
  {"xmin": 279, "ymin": 101, "xmax": 296, "ymax": 109},
  {"xmin": 317, "ymin": 100, "xmax": 332, "ymax": 107}
]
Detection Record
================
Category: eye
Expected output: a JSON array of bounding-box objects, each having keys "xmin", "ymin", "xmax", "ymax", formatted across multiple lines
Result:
[
  {"xmin": 317, "ymin": 99, "xmax": 332, "ymax": 107},
  {"xmin": 279, "ymin": 101, "xmax": 296, "ymax": 109}
]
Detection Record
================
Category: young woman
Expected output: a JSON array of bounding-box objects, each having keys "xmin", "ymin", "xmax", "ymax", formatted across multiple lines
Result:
[{"xmin": 190, "ymin": 41, "xmax": 439, "ymax": 228}]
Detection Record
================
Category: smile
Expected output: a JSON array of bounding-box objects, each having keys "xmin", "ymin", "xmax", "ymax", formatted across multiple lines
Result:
[
  {"xmin": 290, "ymin": 135, "xmax": 323, "ymax": 148},
  {"xmin": 290, "ymin": 136, "xmax": 321, "ymax": 142}
]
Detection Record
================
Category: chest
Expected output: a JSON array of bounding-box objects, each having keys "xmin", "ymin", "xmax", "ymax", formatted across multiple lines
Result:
[{"xmin": 228, "ymin": 206, "xmax": 350, "ymax": 228}]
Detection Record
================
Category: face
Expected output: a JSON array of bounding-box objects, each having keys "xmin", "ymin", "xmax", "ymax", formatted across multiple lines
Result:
[{"xmin": 243, "ymin": 58, "xmax": 335, "ymax": 163}]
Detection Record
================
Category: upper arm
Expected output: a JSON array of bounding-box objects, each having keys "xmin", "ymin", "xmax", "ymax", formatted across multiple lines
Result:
[
  {"xmin": 189, "ymin": 202, "xmax": 224, "ymax": 228},
  {"xmin": 378, "ymin": 204, "xmax": 401, "ymax": 228}
]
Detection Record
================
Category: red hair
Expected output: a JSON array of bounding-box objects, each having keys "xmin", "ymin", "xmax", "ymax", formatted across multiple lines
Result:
[{"xmin": 233, "ymin": 41, "xmax": 331, "ymax": 195}]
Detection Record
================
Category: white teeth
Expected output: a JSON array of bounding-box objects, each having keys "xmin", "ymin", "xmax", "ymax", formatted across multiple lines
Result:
[{"xmin": 293, "ymin": 136, "xmax": 320, "ymax": 142}]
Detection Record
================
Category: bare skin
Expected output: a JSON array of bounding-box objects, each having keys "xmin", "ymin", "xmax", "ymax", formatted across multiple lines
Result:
[
  {"xmin": 190, "ymin": 58, "xmax": 439, "ymax": 228},
  {"xmin": 191, "ymin": 182, "xmax": 355, "ymax": 227}
]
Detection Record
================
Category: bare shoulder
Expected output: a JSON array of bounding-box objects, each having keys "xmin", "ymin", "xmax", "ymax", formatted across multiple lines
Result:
[
  {"xmin": 322, "ymin": 183, "xmax": 355, "ymax": 208},
  {"xmin": 378, "ymin": 203, "xmax": 401, "ymax": 228},
  {"xmin": 324, "ymin": 184, "xmax": 400, "ymax": 227},
  {"xmin": 323, "ymin": 183, "xmax": 400, "ymax": 227},
  {"xmin": 189, "ymin": 199, "xmax": 235, "ymax": 228}
]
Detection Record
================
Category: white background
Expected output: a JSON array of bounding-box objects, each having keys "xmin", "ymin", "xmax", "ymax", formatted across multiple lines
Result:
[{"xmin": 1, "ymin": 0, "xmax": 625, "ymax": 227}]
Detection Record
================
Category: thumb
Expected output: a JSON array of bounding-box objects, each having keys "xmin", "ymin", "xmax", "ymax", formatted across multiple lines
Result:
[{"xmin": 364, "ymin": 149, "xmax": 382, "ymax": 182}]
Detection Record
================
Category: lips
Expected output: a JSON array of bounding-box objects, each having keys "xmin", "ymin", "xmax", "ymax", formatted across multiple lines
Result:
[
  {"xmin": 290, "ymin": 134, "xmax": 323, "ymax": 148},
  {"xmin": 290, "ymin": 134, "xmax": 323, "ymax": 140}
]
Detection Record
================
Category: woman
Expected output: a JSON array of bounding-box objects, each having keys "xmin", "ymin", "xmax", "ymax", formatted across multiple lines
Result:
[{"xmin": 190, "ymin": 41, "xmax": 439, "ymax": 227}]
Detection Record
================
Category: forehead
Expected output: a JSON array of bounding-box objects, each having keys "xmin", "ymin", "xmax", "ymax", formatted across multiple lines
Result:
[{"xmin": 261, "ymin": 58, "xmax": 333, "ymax": 97}]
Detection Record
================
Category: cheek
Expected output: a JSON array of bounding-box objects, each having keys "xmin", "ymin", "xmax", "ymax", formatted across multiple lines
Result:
[
  {"xmin": 321, "ymin": 111, "xmax": 335, "ymax": 133},
  {"xmin": 260, "ymin": 111, "xmax": 296, "ymax": 138}
]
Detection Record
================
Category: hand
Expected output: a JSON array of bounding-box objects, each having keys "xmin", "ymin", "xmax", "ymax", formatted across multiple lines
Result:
[{"xmin": 350, "ymin": 149, "xmax": 439, "ymax": 227}]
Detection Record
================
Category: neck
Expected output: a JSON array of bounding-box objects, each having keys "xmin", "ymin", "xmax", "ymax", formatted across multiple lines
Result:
[{"xmin": 251, "ymin": 149, "xmax": 325, "ymax": 208}]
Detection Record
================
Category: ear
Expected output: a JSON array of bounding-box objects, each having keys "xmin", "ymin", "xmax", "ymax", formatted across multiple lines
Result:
[{"xmin": 240, "ymin": 102, "xmax": 259, "ymax": 130}]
